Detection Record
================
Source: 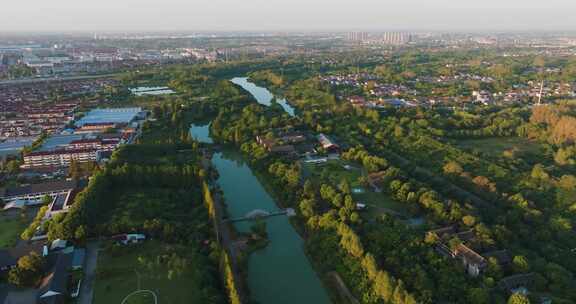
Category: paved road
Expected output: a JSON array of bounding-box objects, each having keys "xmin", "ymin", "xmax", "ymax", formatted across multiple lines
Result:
[
  {"xmin": 78, "ymin": 241, "xmax": 100, "ymax": 304},
  {"xmin": 0, "ymin": 74, "xmax": 119, "ymax": 86}
]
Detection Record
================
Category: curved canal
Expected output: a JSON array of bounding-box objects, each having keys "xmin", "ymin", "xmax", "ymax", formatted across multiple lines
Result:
[
  {"xmin": 190, "ymin": 77, "xmax": 330, "ymax": 304},
  {"xmin": 231, "ymin": 77, "xmax": 296, "ymax": 116}
]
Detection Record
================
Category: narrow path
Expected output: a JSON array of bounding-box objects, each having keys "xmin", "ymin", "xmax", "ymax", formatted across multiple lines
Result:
[
  {"xmin": 200, "ymin": 153, "xmax": 246, "ymax": 302},
  {"xmin": 327, "ymin": 272, "xmax": 360, "ymax": 304},
  {"xmin": 78, "ymin": 241, "xmax": 100, "ymax": 304}
]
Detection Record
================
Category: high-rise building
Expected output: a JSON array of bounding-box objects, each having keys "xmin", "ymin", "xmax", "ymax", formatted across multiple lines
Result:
[
  {"xmin": 379, "ymin": 32, "xmax": 412, "ymax": 45},
  {"xmin": 346, "ymin": 32, "xmax": 369, "ymax": 42}
]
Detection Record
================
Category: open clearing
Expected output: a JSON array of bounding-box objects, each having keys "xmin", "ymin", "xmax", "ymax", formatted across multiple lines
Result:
[
  {"xmin": 93, "ymin": 240, "xmax": 214, "ymax": 304},
  {"xmin": 452, "ymin": 137, "xmax": 541, "ymax": 158},
  {"xmin": 0, "ymin": 215, "xmax": 26, "ymax": 248}
]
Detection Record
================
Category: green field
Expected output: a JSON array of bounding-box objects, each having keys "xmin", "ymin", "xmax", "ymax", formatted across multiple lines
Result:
[
  {"xmin": 303, "ymin": 159, "xmax": 363, "ymax": 187},
  {"xmin": 0, "ymin": 216, "xmax": 26, "ymax": 248},
  {"xmin": 303, "ymin": 159, "xmax": 410, "ymax": 219},
  {"xmin": 453, "ymin": 137, "xmax": 541, "ymax": 158},
  {"xmin": 94, "ymin": 240, "xmax": 219, "ymax": 304},
  {"xmin": 353, "ymin": 191, "xmax": 410, "ymax": 220}
]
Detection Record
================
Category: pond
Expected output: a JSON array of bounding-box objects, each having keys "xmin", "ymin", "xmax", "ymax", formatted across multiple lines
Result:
[
  {"xmin": 231, "ymin": 77, "xmax": 296, "ymax": 117},
  {"xmin": 189, "ymin": 123, "xmax": 212, "ymax": 144}
]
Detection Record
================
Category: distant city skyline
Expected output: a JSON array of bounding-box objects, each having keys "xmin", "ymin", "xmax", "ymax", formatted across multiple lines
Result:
[{"xmin": 2, "ymin": 0, "xmax": 576, "ymax": 32}]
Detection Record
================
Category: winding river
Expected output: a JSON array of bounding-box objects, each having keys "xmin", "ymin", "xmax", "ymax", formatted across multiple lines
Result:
[
  {"xmin": 231, "ymin": 77, "xmax": 296, "ymax": 116},
  {"xmin": 190, "ymin": 77, "xmax": 330, "ymax": 304}
]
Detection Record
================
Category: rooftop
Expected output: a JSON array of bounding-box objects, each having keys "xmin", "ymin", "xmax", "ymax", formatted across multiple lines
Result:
[
  {"xmin": 0, "ymin": 180, "xmax": 76, "ymax": 199},
  {"xmin": 75, "ymin": 108, "xmax": 142, "ymax": 127}
]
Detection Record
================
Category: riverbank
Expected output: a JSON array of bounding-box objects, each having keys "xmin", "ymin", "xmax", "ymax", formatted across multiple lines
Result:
[
  {"xmin": 208, "ymin": 148, "xmax": 331, "ymax": 304},
  {"xmin": 209, "ymin": 76, "xmax": 358, "ymax": 304},
  {"xmin": 240, "ymin": 154, "xmax": 358, "ymax": 304}
]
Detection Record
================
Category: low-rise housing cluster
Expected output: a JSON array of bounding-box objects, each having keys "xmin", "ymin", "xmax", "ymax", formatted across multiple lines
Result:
[
  {"xmin": 320, "ymin": 72, "xmax": 576, "ymax": 107},
  {"xmin": 0, "ymin": 103, "xmax": 77, "ymax": 139},
  {"xmin": 255, "ymin": 130, "xmax": 341, "ymax": 164},
  {"xmin": 425, "ymin": 226, "xmax": 533, "ymax": 295},
  {"xmin": 20, "ymin": 107, "xmax": 144, "ymax": 169},
  {"xmin": 0, "ymin": 78, "xmax": 117, "ymax": 113}
]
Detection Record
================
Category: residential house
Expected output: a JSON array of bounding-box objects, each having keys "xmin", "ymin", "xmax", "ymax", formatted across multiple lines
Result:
[
  {"xmin": 0, "ymin": 242, "xmax": 44, "ymax": 273},
  {"xmin": 256, "ymin": 135, "xmax": 297, "ymax": 155},
  {"xmin": 453, "ymin": 243, "xmax": 487, "ymax": 277},
  {"xmin": 38, "ymin": 252, "xmax": 72, "ymax": 304},
  {"xmin": 21, "ymin": 149, "xmax": 98, "ymax": 168},
  {"xmin": 0, "ymin": 180, "xmax": 76, "ymax": 202},
  {"xmin": 426, "ymin": 226, "xmax": 503, "ymax": 277},
  {"xmin": 74, "ymin": 122, "xmax": 116, "ymax": 134},
  {"xmin": 65, "ymin": 138, "xmax": 119, "ymax": 151},
  {"xmin": 317, "ymin": 133, "xmax": 339, "ymax": 152}
]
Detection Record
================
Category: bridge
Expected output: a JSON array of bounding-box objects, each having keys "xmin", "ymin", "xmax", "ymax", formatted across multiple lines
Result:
[{"xmin": 225, "ymin": 208, "xmax": 295, "ymax": 223}]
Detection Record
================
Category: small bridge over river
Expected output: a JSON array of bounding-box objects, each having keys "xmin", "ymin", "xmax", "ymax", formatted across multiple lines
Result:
[{"xmin": 225, "ymin": 208, "xmax": 296, "ymax": 223}]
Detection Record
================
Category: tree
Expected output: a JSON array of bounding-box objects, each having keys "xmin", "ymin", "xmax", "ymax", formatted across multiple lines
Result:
[
  {"xmin": 338, "ymin": 178, "xmax": 351, "ymax": 195},
  {"xmin": 507, "ymin": 293, "xmax": 530, "ymax": 304},
  {"xmin": 299, "ymin": 198, "xmax": 317, "ymax": 218},
  {"xmin": 472, "ymin": 176, "xmax": 497, "ymax": 192},
  {"xmin": 6, "ymin": 160, "xmax": 20, "ymax": 174},
  {"xmin": 443, "ymin": 161, "xmax": 463, "ymax": 175},
  {"xmin": 468, "ymin": 288, "xmax": 490, "ymax": 304},
  {"xmin": 303, "ymin": 180, "xmax": 315, "ymax": 198},
  {"xmin": 462, "ymin": 215, "xmax": 477, "ymax": 227},
  {"xmin": 512, "ymin": 255, "xmax": 530, "ymax": 273},
  {"xmin": 8, "ymin": 252, "xmax": 44, "ymax": 287},
  {"xmin": 74, "ymin": 225, "xmax": 87, "ymax": 242},
  {"xmin": 374, "ymin": 271, "xmax": 394, "ymax": 301},
  {"xmin": 392, "ymin": 280, "xmax": 407, "ymax": 304}
]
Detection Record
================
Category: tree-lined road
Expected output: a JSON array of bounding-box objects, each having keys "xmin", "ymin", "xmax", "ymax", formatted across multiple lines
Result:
[{"xmin": 78, "ymin": 241, "xmax": 100, "ymax": 304}]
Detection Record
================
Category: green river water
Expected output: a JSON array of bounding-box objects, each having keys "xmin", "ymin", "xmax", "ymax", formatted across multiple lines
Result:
[{"xmin": 190, "ymin": 77, "xmax": 331, "ymax": 304}]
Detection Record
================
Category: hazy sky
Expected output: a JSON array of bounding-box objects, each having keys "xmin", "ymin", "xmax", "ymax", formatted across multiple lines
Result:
[{"xmin": 3, "ymin": 0, "xmax": 576, "ymax": 32}]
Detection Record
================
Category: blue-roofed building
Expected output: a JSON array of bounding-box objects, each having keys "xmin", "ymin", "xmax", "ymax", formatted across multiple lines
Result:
[{"xmin": 75, "ymin": 108, "xmax": 142, "ymax": 127}]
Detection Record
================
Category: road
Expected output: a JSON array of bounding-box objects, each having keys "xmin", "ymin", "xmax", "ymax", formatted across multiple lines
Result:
[
  {"xmin": 78, "ymin": 241, "xmax": 100, "ymax": 304},
  {"xmin": 201, "ymin": 152, "xmax": 246, "ymax": 302},
  {"xmin": 0, "ymin": 74, "xmax": 119, "ymax": 86},
  {"xmin": 328, "ymin": 271, "xmax": 360, "ymax": 304}
]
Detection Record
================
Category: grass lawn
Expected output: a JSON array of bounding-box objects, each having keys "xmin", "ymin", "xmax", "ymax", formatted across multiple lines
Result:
[
  {"xmin": 123, "ymin": 292, "xmax": 156, "ymax": 304},
  {"xmin": 353, "ymin": 191, "xmax": 409, "ymax": 219},
  {"xmin": 0, "ymin": 215, "xmax": 26, "ymax": 248},
  {"xmin": 94, "ymin": 240, "xmax": 216, "ymax": 304},
  {"xmin": 303, "ymin": 159, "xmax": 363, "ymax": 187},
  {"xmin": 452, "ymin": 137, "xmax": 542, "ymax": 158},
  {"xmin": 303, "ymin": 159, "xmax": 413, "ymax": 219}
]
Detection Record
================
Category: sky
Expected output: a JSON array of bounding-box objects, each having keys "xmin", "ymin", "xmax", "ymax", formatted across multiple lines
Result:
[{"xmin": 2, "ymin": 0, "xmax": 576, "ymax": 32}]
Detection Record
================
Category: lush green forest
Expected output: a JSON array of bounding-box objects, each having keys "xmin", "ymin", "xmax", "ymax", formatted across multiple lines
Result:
[{"xmin": 26, "ymin": 48, "xmax": 576, "ymax": 303}]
